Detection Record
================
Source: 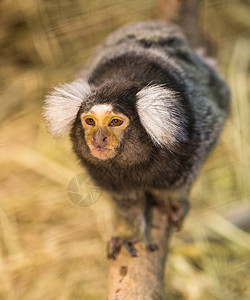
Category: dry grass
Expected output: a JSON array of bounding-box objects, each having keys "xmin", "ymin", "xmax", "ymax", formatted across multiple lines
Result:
[{"xmin": 0, "ymin": 0, "xmax": 250, "ymax": 299}]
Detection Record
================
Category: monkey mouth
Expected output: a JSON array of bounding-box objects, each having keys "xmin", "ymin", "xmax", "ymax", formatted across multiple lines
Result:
[
  {"xmin": 89, "ymin": 146, "xmax": 116, "ymax": 160},
  {"xmin": 94, "ymin": 147, "xmax": 112, "ymax": 153}
]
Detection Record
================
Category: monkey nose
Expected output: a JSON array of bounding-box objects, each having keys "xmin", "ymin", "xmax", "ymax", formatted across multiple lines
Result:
[{"xmin": 92, "ymin": 135, "xmax": 109, "ymax": 148}]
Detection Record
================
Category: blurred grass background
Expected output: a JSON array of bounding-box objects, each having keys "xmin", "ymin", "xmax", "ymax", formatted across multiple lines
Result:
[{"xmin": 0, "ymin": 0, "xmax": 250, "ymax": 299}]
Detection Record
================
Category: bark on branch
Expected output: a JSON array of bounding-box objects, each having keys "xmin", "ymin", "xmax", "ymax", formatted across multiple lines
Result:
[{"xmin": 107, "ymin": 208, "xmax": 173, "ymax": 300}]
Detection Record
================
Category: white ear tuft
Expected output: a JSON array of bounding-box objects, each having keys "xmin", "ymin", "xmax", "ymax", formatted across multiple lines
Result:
[
  {"xmin": 43, "ymin": 78, "xmax": 91, "ymax": 137},
  {"xmin": 136, "ymin": 85, "xmax": 188, "ymax": 147}
]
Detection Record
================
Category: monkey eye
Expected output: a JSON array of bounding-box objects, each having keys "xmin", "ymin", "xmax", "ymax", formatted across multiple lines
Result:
[
  {"xmin": 109, "ymin": 118, "xmax": 124, "ymax": 127},
  {"xmin": 85, "ymin": 117, "xmax": 95, "ymax": 126}
]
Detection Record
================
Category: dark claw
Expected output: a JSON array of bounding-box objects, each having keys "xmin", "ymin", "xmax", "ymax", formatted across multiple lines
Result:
[
  {"xmin": 107, "ymin": 236, "xmax": 122, "ymax": 260},
  {"xmin": 123, "ymin": 239, "xmax": 138, "ymax": 257},
  {"xmin": 146, "ymin": 243, "xmax": 159, "ymax": 252},
  {"xmin": 167, "ymin": 199, "xmax": 190, "ymax": 231},
  {"xmin": 107, "ymin": 237, "xmax": 138, "ymax": 259}
]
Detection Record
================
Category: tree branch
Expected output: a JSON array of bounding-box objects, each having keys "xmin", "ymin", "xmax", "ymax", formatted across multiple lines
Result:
[{"xmin": 107, "ymin": 208, "xmax": 173, "ymax": 300}]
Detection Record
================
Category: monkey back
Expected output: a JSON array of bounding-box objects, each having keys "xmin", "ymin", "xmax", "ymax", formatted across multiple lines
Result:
[{"xmin": 70, "ymin": 21, "xmax": 230, "ymax": 192}]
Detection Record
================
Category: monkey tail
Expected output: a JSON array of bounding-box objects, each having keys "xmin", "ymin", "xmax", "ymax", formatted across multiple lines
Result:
[{"xmin": 158, "ymin": 0, "xmax": 216, "ymax": 56}]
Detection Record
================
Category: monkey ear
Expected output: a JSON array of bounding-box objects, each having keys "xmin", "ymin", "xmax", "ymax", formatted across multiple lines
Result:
[
  {"xmin": 136, "ymin": 85, "xmax": 188, "ymax": 148},
  {"xmin": 43, "ymin": 78, "xmax": 91, "ymax": 137}
]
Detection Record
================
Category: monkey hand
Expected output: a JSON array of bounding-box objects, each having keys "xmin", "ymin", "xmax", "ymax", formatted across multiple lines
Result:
[
  {"xmin": 159, "ymin": 197, "xmax": 190, "ymax": 231},
  {"xmin": 107, "ymin": 203, "xmax": 158, "ymax": 260},
  {"xmin": 151, "ymin": 190, "xmax": 190, "ymax": 231}
]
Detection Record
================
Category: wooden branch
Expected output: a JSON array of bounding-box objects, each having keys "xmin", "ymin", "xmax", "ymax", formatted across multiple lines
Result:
[{"xmin": 107, "ymin": 208, "xmax": 173, "ymax": 300}]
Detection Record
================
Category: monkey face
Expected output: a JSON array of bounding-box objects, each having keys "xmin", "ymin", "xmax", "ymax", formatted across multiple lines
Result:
[{"xmin": 80, "ymin": 104, "xmax": 130, "ymax": 160}]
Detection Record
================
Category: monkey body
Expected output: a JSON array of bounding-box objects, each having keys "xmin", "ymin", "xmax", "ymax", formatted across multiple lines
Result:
[
  {"xmin": 44, "ymin": 21, "xmax": 230, "ymax": 257},
  {"xmin": 72, "ymin": 21, "xmax": 229, "ymax": 192}
]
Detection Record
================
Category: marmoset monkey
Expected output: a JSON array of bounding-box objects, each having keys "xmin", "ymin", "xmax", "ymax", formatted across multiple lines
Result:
[{"xmin": 44, "ymin": 21, "xmax": 230, "ymax": 259}]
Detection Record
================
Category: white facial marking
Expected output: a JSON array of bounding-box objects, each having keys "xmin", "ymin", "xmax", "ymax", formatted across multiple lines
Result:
[
  {"xmin": 136, "ymin": 85, "xmax": 188, "ymax": 148},
  {"xmin": 89, "ymin": 104, "xmax": 113, "ymax": 119},
  {"xmin": 43, "ymin": 78, "xmax": 91, "ymax": 137}
]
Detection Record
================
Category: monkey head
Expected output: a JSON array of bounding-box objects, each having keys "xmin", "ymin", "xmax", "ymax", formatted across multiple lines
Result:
[
  {"xmin": 71, "ymin": 80, "xmax": 154, "ymax": 164},
  {"xmin": 44, "ymin": 78, "xmax": 189, "ymax": 164},
  {"xmin": 80, "ymin": 103, "xmax": 129, "ymax": 160}
]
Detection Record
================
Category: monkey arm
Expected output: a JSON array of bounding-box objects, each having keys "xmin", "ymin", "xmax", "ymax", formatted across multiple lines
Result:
[{"xmin": 107, "ymin": 190, "xmax": 158, "ymax": 259}]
